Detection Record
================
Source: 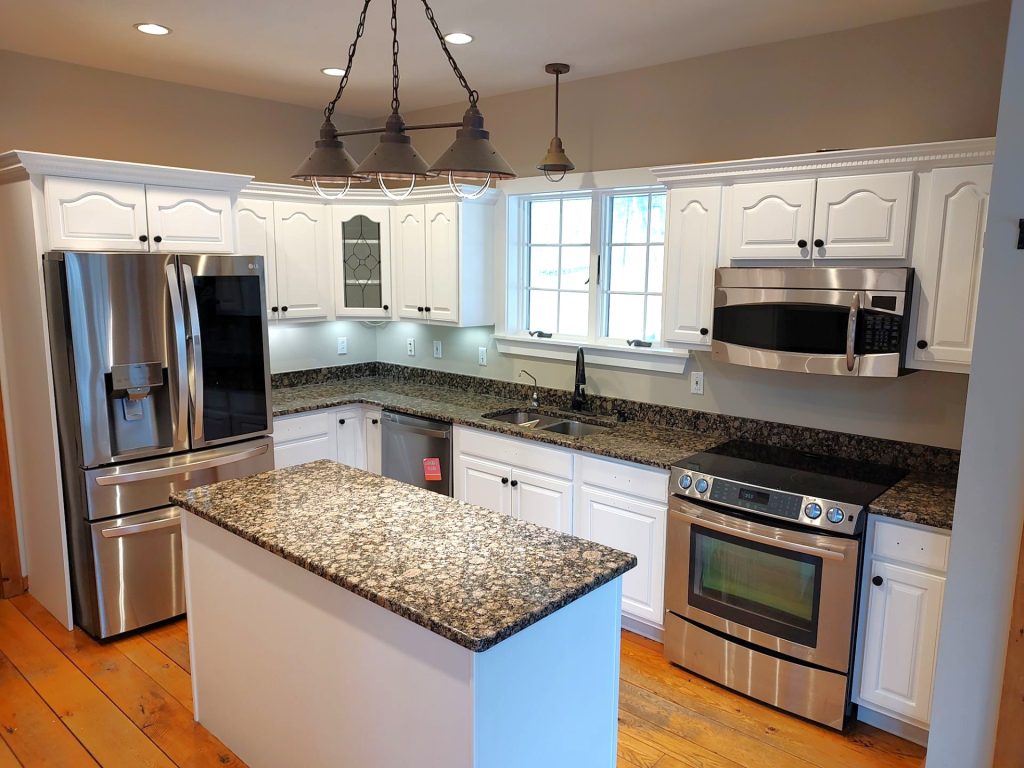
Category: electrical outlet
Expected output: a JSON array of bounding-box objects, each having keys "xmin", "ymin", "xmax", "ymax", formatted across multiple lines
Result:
[
  {"xmin": 690, "ymin": 371, "xmax": 705, "ymax": 395},
  {"xmin": 406, "ymin": 338, "xmax": 416, "ymax": 357},
  {"xmin": 478, "ymin": 346, "xmax": 488, "ymax": 366},
  {"xmin": 336, "ymin": 337, "xmax": 348, "ymax": 355},
  {"xmin": 433, "ymin": 340, "xmax": 443, "ymax": 359}
]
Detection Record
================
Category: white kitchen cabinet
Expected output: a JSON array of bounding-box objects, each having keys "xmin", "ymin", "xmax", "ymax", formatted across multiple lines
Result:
[
  {"xmin": 145, "ymin": 185, "xmax": 235, "ymax": 254},
  {"xmin": 458, "ymin": 454, "xmax": 513, "ymax": 516},
  {"xmin": 911, "ymin": 165, "xmax": 992, "ymax": 372},
  {"xmin": 273, "ymin": 411, "xmax": 338, "ymax": 468},
  {"xmin": 364, "ymin": 410, "xmax": 382, "ymax": 474},
  {"xmin": 335, "ymin": 407, "xmax": 366, "ymax": 470},
  {"xmin": 511, "ymin": 468, "xmax": 573, "ymax": 532},
  {"xmin": 273, "ymin": 201, "xmax": 334, "ymax": 320},
  {"xmin": 722, "ymin": 179, "xmax": 815, "ymax": 262},
  {"xmin": 661, "ymin": 186, "xmax": 721, "ymax": 346},
  {"xmin": 424, "ymin": 202, "xmax": 460, "ymax": 323},
  {"xmin": 333, "ymin": 205, "xmax": 393, "ymax": 319},
  {"xmin": 393, "ymin": 205, "xmax": 428, "ymax": 319},
  {"xmin": 811, "ymin": 173, "xmax": 913, "ymax": 260},
  {"xmin": 236, "ymin": 198, "xmax": 278, "ymax": 320},
  {"xmin": 44, "ymin": 177, "xmax": 149, "ymax": 251}
]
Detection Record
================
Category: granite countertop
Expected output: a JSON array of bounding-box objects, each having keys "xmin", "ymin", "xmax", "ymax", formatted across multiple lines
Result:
[
  {"xmin": 272, "ymin": 377, "xmax": 723, "ymax": 470},
  {"xmin": 172, "ymin": 460, "xmax": 637, "ymax": 652},
  {"xmin": 868, "ymin": 471, "xmax": 957, "ymax": 530}
]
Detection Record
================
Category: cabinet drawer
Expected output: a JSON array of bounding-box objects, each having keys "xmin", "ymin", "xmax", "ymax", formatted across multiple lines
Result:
[
  {"xmin": 454, "ymin": 427, "xmax": 572, "ymax": 480},
  {"xmin": 872, "ymin": 518, "xmax": 950, "ymax": 572},
  {"xmin": 273, "ymin": 411, "xmax": 334, "ymax": 443},
  {"xmin": 575, "ymin": 455, "xmax": 668, "ymax": 504}
]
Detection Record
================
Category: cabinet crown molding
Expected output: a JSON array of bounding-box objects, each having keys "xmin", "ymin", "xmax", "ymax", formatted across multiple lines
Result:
[
  {"xmin": 242, "ymin": 181, "xmax": 498, "ymax": 206},
  {"xmin": 0, "ymin": 150, "xmax": 253, "ymax": 191},
  {"xmin": 650, "ymin": 138, "xmax": 996, "ymax": 188}
]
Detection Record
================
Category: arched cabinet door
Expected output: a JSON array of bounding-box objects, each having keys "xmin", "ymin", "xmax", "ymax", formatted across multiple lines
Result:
[
  {"xmin": 146, "ymin": 185, "xmax": 235, "ymax": 253},
  {"xmin": 332, "ymin": 205, "xmax": 392, "ymax": 319},
  {"xmin": 662, "ymin": 186, "xmax": 721, "ymax": 346},
  {"xmin": 722, "ymin": 179, "xmax": 815, "ymax": 262},
  {"xmin": 236, "ymin": 198, "xmax": 278, "ymax": 320},
  {"xmin": 273, "ymin": 202, "xmax": 333, "ymax": 320},
  {"xmin": 424, "ymin": 202, "xmax": 460, "ymax": 323},
  {"xmin": 392, "ymin": 205, "xmax": 428, "ymax": 320},
  {"xmin": 44, "ymin": 177, "xmax": 149, "ymax": 251},
  {"xmin": 812, "ymin": 172, "xmax": 913, "ymax": 260}
]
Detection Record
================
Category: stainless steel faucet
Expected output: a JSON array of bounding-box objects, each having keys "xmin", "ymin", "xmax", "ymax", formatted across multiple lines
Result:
[
  {"xmin": 519, "ymin": 369, "xmax": 540, "ymax": 407},
  {"xmin": 571, "ymin": 348, "xmax": 588, "ymax": 412}
]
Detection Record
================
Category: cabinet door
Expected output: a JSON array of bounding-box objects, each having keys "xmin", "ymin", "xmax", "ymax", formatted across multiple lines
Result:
[
  {"xmin": 44, "ymin": 177, "xmax": 149, "ymax": 251},
  {"xmin": 424, "ymin": 202, "xmax": 460, "ymax": 323},
  {"xmin": 145, "ymin": 186, "xmax": 235, "ymax": 253},
  {"xmin": 662, "ymin": 186, "xmax": 721, "ymax": 345},
  {"xmin": 392, "ymin": 205, "xmax": 428, "ymax": 320},
  {"xmin": 812, "ymin": 172, "xmax": 913, "ymax": 260},
  {"xmin": 859, "ymin": 560, "xmax": 945, "ymax": 724},
  {"xmin": 335, "ymin": 408, "xmax": 366, "ymax": 470},
  {"xmin": 363, "ymin": 410, "xmax": 382, "ymax": 474},
  {"xmin": 511, "ymin": 468, "xmax": 572, "ymax": 533},
  {"xmin": 455, "ymin": 454, "xmax": 511, "ymax": 516},
  {"xmin": 273, "ymin": 202, "xmax": 334, "ymax": 320},
  {"xmin": 575, "ymin": 485, "xmax": 666, "ymax": 626},
  {"xmin": 237, "ymin": 198, "xmax": 279, "ymax": 320},
  {"xmin": 333, "ymin": 206, "xmax": 393, "ymax": 319},
  {"xmin": 273, "ymin": 412, "xmax": 337, "ymax": 468},
  {"xmin": 912, "ymin": 165, "xmax": 991, "ymax": 370},
  {"xmin": 722, "ymin": 179, "xmax": 815, "ymax": 262}
]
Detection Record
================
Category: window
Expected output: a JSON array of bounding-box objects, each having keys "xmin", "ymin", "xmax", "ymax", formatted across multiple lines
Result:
[{"xmin": 514, "ymin": 188, "xmax": 666, "ymax": 344}]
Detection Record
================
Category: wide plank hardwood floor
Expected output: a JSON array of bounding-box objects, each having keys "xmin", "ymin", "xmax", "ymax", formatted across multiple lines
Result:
[{"xmin": 0, "ymin": 594, "xmax": 926, "ymax": 767}]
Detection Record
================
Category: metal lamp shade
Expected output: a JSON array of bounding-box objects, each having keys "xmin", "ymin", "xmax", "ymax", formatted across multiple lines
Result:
[
  {"xmin": 537, "ymin": 136, "xmax": 575, "ymax": 175},
  {"xmin": 356, "ymin": 113, "xmax": 434, "ymax": 180},
  {"xmin": 429, "ymin": 107, "xmax": 516, "ymax": 180},
  {"xmin": 291, "ymin": 120, "xmax": 364, "ymax": 181}
]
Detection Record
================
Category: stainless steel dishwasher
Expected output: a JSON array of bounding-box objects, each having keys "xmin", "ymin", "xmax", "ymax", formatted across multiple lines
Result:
[{"xmin": 381, "ymin": 411, "xmax": 453, "ymax": 496}]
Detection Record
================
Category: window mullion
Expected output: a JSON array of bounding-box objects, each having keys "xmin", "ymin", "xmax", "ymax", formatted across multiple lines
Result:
[{"xmin": 591, "ymin": 190, "xmax": 607, "ymax": 344}]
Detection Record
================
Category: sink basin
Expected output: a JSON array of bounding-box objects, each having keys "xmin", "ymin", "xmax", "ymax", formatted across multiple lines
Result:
[
  {"xmin": 541, "ymin": 420, "xmax": 611, "ymax": 438},
  {"xmin": 482, "ymin": 410, "xmax": 566, "ymax": 429}
]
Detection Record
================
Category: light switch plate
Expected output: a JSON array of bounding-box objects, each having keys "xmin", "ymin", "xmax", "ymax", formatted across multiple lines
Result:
[
  {"xmin": 690, "ymin": 371, "xmax": 705, "ymax": 395},
  {"xmin": 406, "ymin": 338, "xmax": 416, "ymax": 356},
  {"xmin": 433, "ymin": 340, "xmax": 443, "ymax": 358},
  {"xmin": 337, "ymin": 337, "xmax": 348, "ymax": 355},
  {"xmin": 478, "ymin": 346, "xmax": 487, "ymax": 366}
]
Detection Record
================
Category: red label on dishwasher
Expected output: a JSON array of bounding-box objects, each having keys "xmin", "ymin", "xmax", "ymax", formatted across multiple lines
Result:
[{"xmin": 423, "ymin": 458, "xmax": 442, "ymax": 482}]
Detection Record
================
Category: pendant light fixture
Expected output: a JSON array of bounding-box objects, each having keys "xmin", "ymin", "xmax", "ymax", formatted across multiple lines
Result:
[
  {"xmin": 537, "ymin": 63, "xmax": 575, "ymax": 183},
  {"xmin": 292, "ymin": 0, "xmax": 516, "ymax": 200}
]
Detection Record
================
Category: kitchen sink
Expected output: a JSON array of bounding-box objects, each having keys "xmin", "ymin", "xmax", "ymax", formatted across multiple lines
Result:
[
  {"xmin": 541, "ymin": 420, "xmax": 611, "ymax": 438},
  {"xmin": 482, "ymin": 410, "xmax": 566, "ymax": 429}
]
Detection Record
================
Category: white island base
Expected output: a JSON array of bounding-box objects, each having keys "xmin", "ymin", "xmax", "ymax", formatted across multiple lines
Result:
[{"xmin": 182, "ymin": 512, "xmax": 625, "ymax": 768}]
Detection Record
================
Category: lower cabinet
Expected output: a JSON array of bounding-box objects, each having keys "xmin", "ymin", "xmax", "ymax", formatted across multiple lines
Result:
[
  {"xmin": 335, "ymin": 407, "xmax": 365, "ymax": 470},
  {"xmin": 274, "ymin": 406, "xmax": 378, "ymax": 472},
  {"xmin": 364, "ymin": 410, "xmax": 382, "ymax": 474}
]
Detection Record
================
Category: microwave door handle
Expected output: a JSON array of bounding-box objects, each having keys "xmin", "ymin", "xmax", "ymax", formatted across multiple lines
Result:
[
  {"xmin": 677, "ymin": 507, "xmax": 846, "ymax": 562},
  {"xmin": 181, "ymin": 264, "xmax": 204, "ymax": 443},
  {"xmin": 846, "ymin": 293, "xmax": 860, "ymax": 373},
  {"xmin": 165, "ymin": 264, "xmax": 189, "ymax": 441}
]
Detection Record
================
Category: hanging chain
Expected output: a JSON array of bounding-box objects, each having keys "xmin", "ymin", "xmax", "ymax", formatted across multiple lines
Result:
[
  {"xmin": 324, "ymin": 0, "xmax": 373, "ymax": 121},
  {"xmin": 420, "ymin": 0, "xmax": 478, "ymax": 107},
  {"xmin": 390, "ymin": 0, "xmax": 401, "ymax": 113}
]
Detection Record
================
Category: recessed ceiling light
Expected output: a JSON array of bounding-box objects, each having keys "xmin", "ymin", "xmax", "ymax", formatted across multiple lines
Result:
[
  {"xmin": 135, "ymin": 22, "xmax": 171, "ymax": 36},
  {"xmin": 444, "ymin": 32, "xmax": 473, "ymax": 45},
  {"xmin": 321, "ymin": 67, "xmax": 347, "ymax": 77}
]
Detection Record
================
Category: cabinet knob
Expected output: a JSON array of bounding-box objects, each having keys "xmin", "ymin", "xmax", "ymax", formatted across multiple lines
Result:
[
  {"xmin": 872, "ymin": 575, "xmax": 884, "ymax": 587},
  {"xmin": 510, "ymin": 479, "xmax": 519, "ymax": 488},
  {"xmin": 382, "ymin": 304, "xmax": 389, "ymax": 311},
  {"xmin": 797, "ymin": 239, "xmax": 808, "ymax": 249},
  {"xmin": 700, "ymin": 327, "xmax": 709, "ymax": 336},
  {"xmin": 424, "ymin": 306, "xmax": 431, "ymax": 312},
  {"xmin": 372, "ymin": 419, "xmax": 379, "ymax": 425},
  {"xmin": 271, "ymin": 306, "xmax": 279, "ymax": 313},
  {"xmin": 153, "ymin": 235, "xmax": 163, "ymax": 244},
  {"xmin": 917, "ymin": 340, "xmax": 928, "ymax": 350},
  {"xmin": 281, "ymin": 306, "xmax": 288, "ymax": 312},
  {"xmin": 338, "ymin": 419, "xmax": 346, "ymax": 425},
  {"xmin": 814, "ymin": 238, "xmax": 825, "ymax": 248},
  {"xmin": 139, "ymin": 235, "xmax": 149, "ymax": 243},
  {"xmin": 501, "ymin": 477, "xmax": 509, "ymax": 485},
  {"xmin": 417, "ymin": 306, "xmax": 424, "ymax": 312}
]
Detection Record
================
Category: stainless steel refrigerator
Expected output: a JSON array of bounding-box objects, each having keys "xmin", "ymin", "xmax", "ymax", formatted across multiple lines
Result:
[{"xmin": 43, "ymin": 251, "xmax": 275, "ymax": 639}]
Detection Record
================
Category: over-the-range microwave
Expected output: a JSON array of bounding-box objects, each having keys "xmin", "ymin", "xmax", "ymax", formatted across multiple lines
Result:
[{"xmin": 711, "ymin": 267, "xmax": 915, "ymax": 377}]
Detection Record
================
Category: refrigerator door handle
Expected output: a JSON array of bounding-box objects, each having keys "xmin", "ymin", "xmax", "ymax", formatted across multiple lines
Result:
[
  {"xmin": 181, "ymin": 263, "xmax": 205, "ymax": 443},
  {"xmin": 94, "ymin": 442, "xmax": 271, "ymax": 486},
  {"xmin": 165, "ymin": 263, "xmax": 189, "ymax": 441}
]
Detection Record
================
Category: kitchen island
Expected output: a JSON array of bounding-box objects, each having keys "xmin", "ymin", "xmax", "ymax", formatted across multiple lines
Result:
[{"xmin": 172, "ymin": 460, "xmax": 636, "ymax": 768}]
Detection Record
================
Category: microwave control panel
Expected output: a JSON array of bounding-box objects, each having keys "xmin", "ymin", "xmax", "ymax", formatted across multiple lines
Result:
[{"xmin": 858, "ymin": 312, "xmax": 904, "ymax": 354}]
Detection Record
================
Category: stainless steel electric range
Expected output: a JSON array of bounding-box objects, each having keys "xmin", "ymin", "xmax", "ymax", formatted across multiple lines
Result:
[{"xmin": 663, "ymin": 440, "xmax": 905, "ymax": 729}]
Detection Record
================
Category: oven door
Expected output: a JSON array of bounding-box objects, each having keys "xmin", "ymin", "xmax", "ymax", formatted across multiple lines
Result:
[{"xmin": 666, "ymin": 498, "xmax": 860, "ymax": 673}]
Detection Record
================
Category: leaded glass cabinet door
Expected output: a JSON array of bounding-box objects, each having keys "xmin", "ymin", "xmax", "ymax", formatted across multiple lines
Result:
[{"xmin": 332, "ymin": 205, "xmax": 393, "ymax": 319}]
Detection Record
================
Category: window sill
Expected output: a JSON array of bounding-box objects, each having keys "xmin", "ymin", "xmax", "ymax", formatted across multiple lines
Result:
[{"xmin": 493, "ymin": 334, "xmax": 690, "ymax": 374}]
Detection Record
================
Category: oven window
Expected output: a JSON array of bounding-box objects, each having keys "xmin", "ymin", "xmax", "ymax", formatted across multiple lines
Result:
[
  {"xmin": 689, "ymin": 525, "xmax": 822, "ymax": 647},
  {"xmin": 713, "ymin": 304, "xmax": 849, "ymax": 355}
]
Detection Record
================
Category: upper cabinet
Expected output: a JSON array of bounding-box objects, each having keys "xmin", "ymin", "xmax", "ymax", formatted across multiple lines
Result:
[
  {"xmin": 392, "ymin": 205, "xmax": 428, "ymax": 319},
  {"xmin": 333, "ymin": 205, "xmax": 392, "ymax": 319},
  {"xmin": 236, "ymin": 198, "xmax": 278, "ymax": 321},
  {"xmin": 722, "ymin": 179, "xmax": 815, "ymax": 262},
  {"xmin": 273, "ymin": 202, "xmax": 334, "ymax": 321},
  {"xmin": 661, "ymin": 186, "xmax": 721, "ymax": 345},
  {"xmin": 44, "ymin": 176, "xmax": 234, "ymax": 253}
]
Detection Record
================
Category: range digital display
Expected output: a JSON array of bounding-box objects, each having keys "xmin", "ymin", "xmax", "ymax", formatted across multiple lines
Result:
[{"xmin": 738, "ymin": 487, "xmax": 770, "ymax": 506}]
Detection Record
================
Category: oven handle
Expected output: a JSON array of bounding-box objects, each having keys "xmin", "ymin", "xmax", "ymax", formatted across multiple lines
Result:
[
  {"xmin": 675, "ymin": 506, "xmax": 847, "ymax": 562},
  {"xmin": 846, "ymin": 292, "xmax": 860, "ymax": 372}
]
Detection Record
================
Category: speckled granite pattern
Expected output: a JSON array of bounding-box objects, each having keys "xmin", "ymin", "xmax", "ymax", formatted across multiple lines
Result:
[
  {"xmin": 172, "ymin": 460, "xmax": 636, "ymax": 652},
  {"xmin": 869, "ymin": 472, "xmax": 957, "ymax": 530}
]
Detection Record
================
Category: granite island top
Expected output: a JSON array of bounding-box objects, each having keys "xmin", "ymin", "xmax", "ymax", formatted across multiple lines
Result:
[{"xmin": 172, "ymin": 460, "xmax": 637, "ymax": 652}]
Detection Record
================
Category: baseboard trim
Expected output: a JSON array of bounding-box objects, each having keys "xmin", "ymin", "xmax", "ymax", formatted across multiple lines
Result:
[
  {"xmin": 856, "ymin": 704, "xmax": 929, "ymax": 747},
  {"xmin": 622, "ymin": 614, "xmax": 663, "ymax": 643}
]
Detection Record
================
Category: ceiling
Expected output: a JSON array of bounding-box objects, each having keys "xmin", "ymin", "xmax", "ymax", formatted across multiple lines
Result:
[{"xmin": 0, "ymin": 0, "xmax": 987, "ymax": 118}]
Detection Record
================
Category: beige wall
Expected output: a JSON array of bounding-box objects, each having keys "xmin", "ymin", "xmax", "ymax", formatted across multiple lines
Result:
[{"xmin": 0, "ymin": 50, "xmax": 376, "ymax": 183}]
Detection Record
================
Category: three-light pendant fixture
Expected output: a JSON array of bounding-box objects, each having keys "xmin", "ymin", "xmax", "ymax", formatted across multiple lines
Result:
[{"xmin": 292, "ymin": 0, "xmax": 516, "ymax": 200}]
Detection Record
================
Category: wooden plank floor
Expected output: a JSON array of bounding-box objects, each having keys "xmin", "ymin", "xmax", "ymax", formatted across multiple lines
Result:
[{"xmin": 0, "ymin": 595, "xmax": 926, "ymax": 767}]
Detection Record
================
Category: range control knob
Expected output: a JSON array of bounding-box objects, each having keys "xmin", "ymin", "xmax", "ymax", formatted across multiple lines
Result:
[
  {"xmin": 679, "ymin": 474, "xmax": 693, "ymax": 490},
  {"xmin": 826, "ymin": 507, "xmax": 845, "ymax": 524},
  {"xmin": 804, "ymin": 502, "xmax": 822, "ymax": 520},
  {"xmin": 695, "ymin": 478, "xmax": 709, "ymax": 494}
]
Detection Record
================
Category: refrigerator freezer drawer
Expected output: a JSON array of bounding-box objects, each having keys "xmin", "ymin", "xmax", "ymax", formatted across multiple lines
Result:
[{"xmin": 90, "ymin": 506, "xmax": 186, "ymax": 638}]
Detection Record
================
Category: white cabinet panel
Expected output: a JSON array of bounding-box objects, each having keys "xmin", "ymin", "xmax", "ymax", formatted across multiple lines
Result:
[
  {"xmin": 236, "ymin": 198, "xmax": 278, "ymax": 320},
  {"xmin": 393, "ymin": 205, "xmax": 428, "ymax": 319},
  {"xmin": 424, "ymin": 202, "xmax": 460, "ymax": 323},
  {"xmin": 364, "ymin": 410, "xmax": 382, "ymax": 474},
  {"xmin": 662, "ymin": 186, "xmax": 721, "ymax": 345},
  {"xmin": 912, "ymin": 165, "xmax": 991, "ymax": 370},
  {"xmin": 273, "ymin": 412, "xmax": 337, "ymax": 468},
  {"xmin": 456, "ymin": 454, "xmax": 512, "ymax": 516},
  {"xmin": 145, "ymin": 186, "xmax": 234, "ymax": 253},
  {"xmin": 273, "ymin": 202, "xmax": 333, "ymax": 320},
  {"xmin": 812, "ymin": 173, "xmax": 913, "ymax": 260},
  {"xmin": 335, "ymin": 408, "xmax": 365, "ymax": 470},
  {"xmin": 333, "ymin": 205, "xmax": 393, "ymax": 319},
  {"xmin": 723, "ymin": 179, "xmax": 815, "ymax": 262},
  {"xmin": 512, "ymin": 468, "xmax": 572, "ymax": 534},
  {"xmin": 859, "ymin": 560, "xmax": 945, "ymax": 724},
  {"xmin": 44, "ymin": 177, "xmax": 149, "ymax": 251}
]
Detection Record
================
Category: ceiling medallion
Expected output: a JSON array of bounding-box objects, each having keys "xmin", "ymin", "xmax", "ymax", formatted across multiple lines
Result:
[
  {"xmin": 293, "ymin": 0, "xmax": 516, "ymax": 201},
  {"xmin": 537, "ymin": 62, "xmax": 574, "ymax": 182}
]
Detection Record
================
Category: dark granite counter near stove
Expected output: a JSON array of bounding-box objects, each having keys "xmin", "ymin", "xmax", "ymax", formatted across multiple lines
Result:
[{"xmin": 868, "ymin": 471, "xmax": 957, "ymax": 530}]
